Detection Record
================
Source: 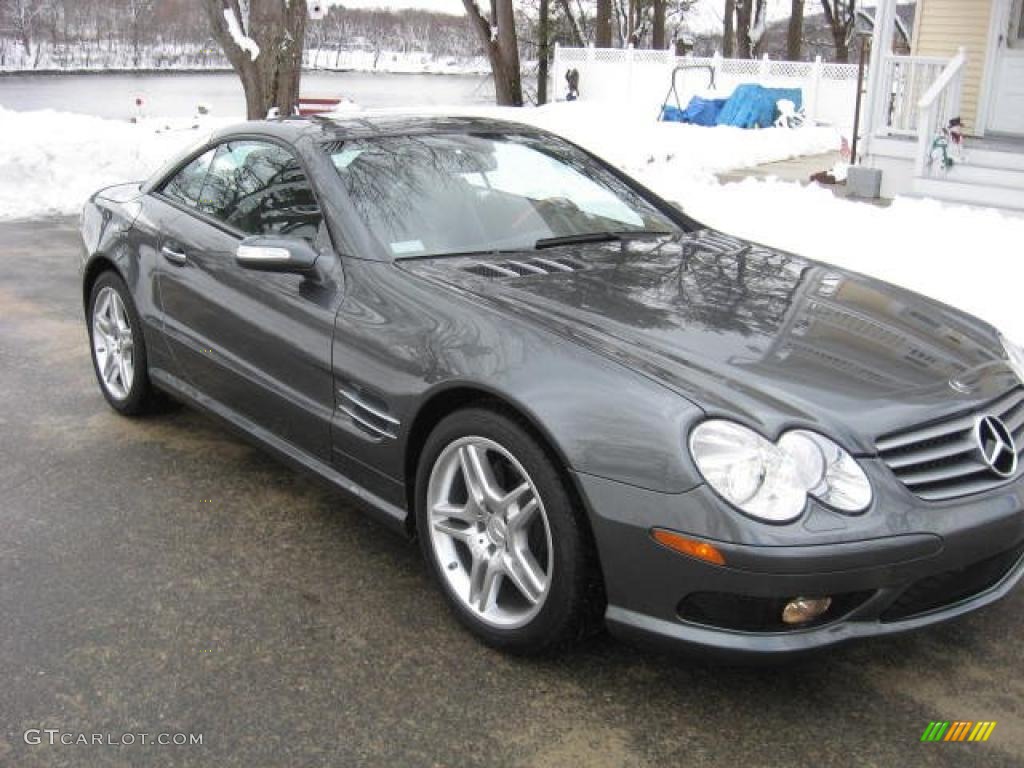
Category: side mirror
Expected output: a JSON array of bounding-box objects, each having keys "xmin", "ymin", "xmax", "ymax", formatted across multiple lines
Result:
[{"xmin": 235, "ymin": 236, "xmax": 318, "ymax": 274}]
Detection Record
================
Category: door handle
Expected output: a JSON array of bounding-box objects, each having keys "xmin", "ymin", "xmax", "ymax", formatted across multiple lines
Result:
[{"xmin": 161, "ymin": 244, "xmax": 187, "ymax": 265}]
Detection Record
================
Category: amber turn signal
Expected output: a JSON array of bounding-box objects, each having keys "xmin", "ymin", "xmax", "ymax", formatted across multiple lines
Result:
[{"xmin": 650, "ymin": 529, "xmax": 726, "ymax": 566}]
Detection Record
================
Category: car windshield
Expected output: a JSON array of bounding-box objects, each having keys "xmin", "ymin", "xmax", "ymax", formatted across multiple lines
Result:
[{"xmin": 326, "ymin": 132, "xmax": 679, "ymax": 259}]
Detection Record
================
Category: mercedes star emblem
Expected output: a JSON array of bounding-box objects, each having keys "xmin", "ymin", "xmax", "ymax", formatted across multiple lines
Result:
[{"xmin": 975, "ymin": 415, "xmax": 1018, "ymax": 478}]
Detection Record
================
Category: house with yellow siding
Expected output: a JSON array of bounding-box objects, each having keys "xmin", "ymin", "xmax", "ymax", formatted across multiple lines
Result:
[{"xmin": 861, "ymin": 0, "xmax": 1024, "ymax": 208}]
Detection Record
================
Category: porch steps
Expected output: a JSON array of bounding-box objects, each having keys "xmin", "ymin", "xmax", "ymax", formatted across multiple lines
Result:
[
  {"xmin": 962, "ymin": 148, "xmax": 1024, "ymax": 173},
  {"xmin": 911, "ymin": 148, "xmax": 1024, "ymax": 210},
  {"xmin": 913, "ymin": 178, "xmax": 1024, "ymax": 210}
]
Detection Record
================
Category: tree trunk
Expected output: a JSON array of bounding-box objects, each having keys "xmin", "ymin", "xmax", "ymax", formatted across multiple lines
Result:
[
  {"xmin": 462, "ymin": 0, "xmax": 523, "ymax": 106},
  {"xmin": 819, "ymin": 0, "xmax": 851, "ymax": 62},
  {"xmin": 723, "ymin": 0, "xmax": 735, "ymax": 58},
  {"xmin": 538, "ymin": 0, "xmax": 549, "ymax": 104},
  {"xmin": 787, "ymin": 0, "xmax": 804, "ymax": 60},
  {"xmin": 556, "ymin": 0, "xmax": 584, "ymax": 48},
  {"xmin": 751, "ymin": 0, "xmax": 767, "ymax": 57},
  {"xmin": 204, "ymin": 0, "xmax": 308, "ymax": 120},
  {"xmin": 736, "ymin": 0, "xmax": 752, "ymax": 59},
  {"xmin": 595, "ymin": 0, "xmax": 612, "ymax": 48},
  {"xmin": 652, "ymin": 0, "xmax": 666, "ymax": 50}
]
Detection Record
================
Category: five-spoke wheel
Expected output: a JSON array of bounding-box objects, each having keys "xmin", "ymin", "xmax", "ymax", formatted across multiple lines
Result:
[
  {"xmin": 92, "ymin": 286, "xmax": 135, "ymax": 400},
  {"xmin": 417, "ymin": 407, "xmax": 600, "ymax": 653},
  {"xmin": 87, "ymin": 271, "xmax": 160, "ymax": 415},
  {"xmin": 427, "ymin": 436, "xmax": 553, "ymax": 629}
]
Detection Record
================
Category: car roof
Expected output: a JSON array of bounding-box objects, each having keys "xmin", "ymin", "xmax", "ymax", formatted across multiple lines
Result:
[{"xmin": 209, "ymin": 113, "xmax": 547, "ymax": 145}]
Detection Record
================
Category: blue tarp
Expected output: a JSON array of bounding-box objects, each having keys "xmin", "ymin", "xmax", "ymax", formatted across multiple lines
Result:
[
  {"xmin": 715, "ymin": 84, "xmax": 802, "ymax": 129},
  {"xmin": 660, "ymin": 97, "xmax": 728, "ymax": 126},
  {"xmin": 682, "ymin": 96, "xmax": 729, "ymax": 126}
]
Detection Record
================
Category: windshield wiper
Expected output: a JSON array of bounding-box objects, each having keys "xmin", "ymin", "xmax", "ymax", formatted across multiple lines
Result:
[
  {"xmin": 534, "ymin": 230, "xmax": 673, "ymax": 250},
  {"xmin": 395, "ymin": 247, "xmax": 531, "ymax": 261}
]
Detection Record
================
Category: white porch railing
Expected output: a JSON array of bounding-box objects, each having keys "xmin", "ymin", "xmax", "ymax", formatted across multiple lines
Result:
[
  {"xmin": 914, "ymin": 48, "xmax": 966, "ymax": 177},
  {"xmin": 879, "ymin": 54, "xmax": 948, "ymax": 135}
]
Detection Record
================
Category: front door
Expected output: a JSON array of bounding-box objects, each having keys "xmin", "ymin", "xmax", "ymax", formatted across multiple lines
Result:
[
  {"xmin": 152, "ymin": 138, "xmax": 342, "ymax": 462},
  {"xmin": 989, "ymin": 0, "xmax": 1024, "ymax": 134}
]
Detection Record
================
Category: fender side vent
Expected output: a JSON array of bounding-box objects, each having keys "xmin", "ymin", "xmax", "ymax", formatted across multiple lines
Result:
[{"xmin": 338, "ymin": 384, "xmax": 399, "ymax": 439}]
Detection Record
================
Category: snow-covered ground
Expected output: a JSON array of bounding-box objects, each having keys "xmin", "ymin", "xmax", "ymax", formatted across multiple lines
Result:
[
  {"xmin": 2, "ymin": 100, "xmax": 1022, "ymax": 343},
  {"xmin": 0, "ymin": 107, "xmax": 235, "ymax": 220},
  {"xmin": 305, "ymin": 48, "xmax": 490, "ymax": 75}
]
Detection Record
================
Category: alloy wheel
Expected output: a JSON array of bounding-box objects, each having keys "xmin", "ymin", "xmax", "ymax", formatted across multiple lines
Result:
[
  {"xmin": 426, "ymin": 436, "xmax": 554, "ymax": 629},
  {"xmin": 91, "ymin": 286, "xmax": 135, "ymax": 401}
]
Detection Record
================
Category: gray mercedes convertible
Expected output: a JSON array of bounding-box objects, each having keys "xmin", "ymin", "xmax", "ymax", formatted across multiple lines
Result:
[{"xmin": 80, "ymin": 114, "xmax": 1024, "ymax": 658}]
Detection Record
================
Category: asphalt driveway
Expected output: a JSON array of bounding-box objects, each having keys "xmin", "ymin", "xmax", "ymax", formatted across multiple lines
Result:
[{"xmin": 1, "ymin": 216, "xmax": 1021, "ymax": 767}]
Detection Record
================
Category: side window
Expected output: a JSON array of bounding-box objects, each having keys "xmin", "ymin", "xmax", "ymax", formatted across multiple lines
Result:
[
  {"xmin": 197, "ymin": 140, "xmax": 322, "ymax": 241},
  {"xmin": 161, "ymin": 148, "xmax": 216, "ymax": 208}
]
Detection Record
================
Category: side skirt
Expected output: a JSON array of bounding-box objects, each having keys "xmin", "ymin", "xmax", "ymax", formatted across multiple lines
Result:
[{"xmin": 150, "ymin": 368, "xmax": 410, "ymax": 535}]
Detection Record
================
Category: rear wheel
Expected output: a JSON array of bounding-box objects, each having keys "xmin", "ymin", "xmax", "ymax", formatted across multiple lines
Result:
[
  {"xmin": 88, "ymin": 272, "xmax": 161, "ymax": 416},
  {"xmin": 416, "ymin": 407, "xmax": 600, "ymax": 653}
]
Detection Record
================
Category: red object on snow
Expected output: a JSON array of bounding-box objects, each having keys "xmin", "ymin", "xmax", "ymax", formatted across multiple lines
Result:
[{"xmin": 297, "ymin": 96, "xmax": 341, "ymax": 116}]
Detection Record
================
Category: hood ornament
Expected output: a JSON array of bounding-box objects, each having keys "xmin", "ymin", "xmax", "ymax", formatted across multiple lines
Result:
[{"xmin": 948, "ymin": 377, "xmax": 974, "ymax": 395}]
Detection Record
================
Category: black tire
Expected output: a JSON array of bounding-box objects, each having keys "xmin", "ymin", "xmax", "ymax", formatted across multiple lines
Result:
[
  {"xmin": 87, "ymin": 271, "xmax": 162, "ymax": 416},
  {"xmin": 415, "ymin": 406, "xmax": 603, "ymax": 654}
]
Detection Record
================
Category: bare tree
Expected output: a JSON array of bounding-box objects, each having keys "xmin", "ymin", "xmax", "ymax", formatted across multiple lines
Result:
[
  {"xmin": 203, "ymin": 0, "xmax": 308, "ymax": 120},
  {"xmin": 819, "ymin": 0, "xmax": 855, "ymax": 62},
  {"xmin": 735, "ymin": 0, "xmax": 751, "ymax": 58},
  {"xmin": 787, "ymin": 0, "xmax": 804, "ymax": 60},
  {"xmin": 595, "ymin": 0, "xmax": 612, "ymax": 46},
  {"xmin": 751, "ymin": 0, "xmax": 767, "ymax": 57},
  {"xmin": 3, "ymin": 0, "xmax": 46, "ymax": 61},
  {"xmin": 732, "ymin": 0, "xmax": 767, "ymax": 59},
  {"xmin": 652, "ymin": 0, "xmax": 665, "ymax": 49},
  {"xmin": 127, "ymin": 0, "xmax": 155, "ymax": 68},
  {"xmin": 537, "ymin": 0, "xmax": 549, "ymax": 103},
  {"xmin": 556, "ymin": 0, "xmax": 584, "ymax": 46},
  {"xmin": 462, "ymin": 0, "xmax": 522, "ymax": 106},
  {"xmin": 722, "ymin": 0, "xmax": 734, "ymax": 57}
]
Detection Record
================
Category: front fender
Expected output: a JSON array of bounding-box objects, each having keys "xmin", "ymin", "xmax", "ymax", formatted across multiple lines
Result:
[{"xmin": 422, "ymin": 344, "xmax": 707, "ymax": 495}]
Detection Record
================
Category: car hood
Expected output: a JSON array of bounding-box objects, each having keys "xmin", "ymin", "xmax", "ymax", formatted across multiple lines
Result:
[{"xmin": 403, "ymin": 230, "xmax": 1016, "ymax": 453}]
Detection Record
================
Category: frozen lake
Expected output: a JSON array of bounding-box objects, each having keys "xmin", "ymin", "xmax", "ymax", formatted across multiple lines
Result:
[{"xmin": 0, "ymin": 70, "xmax": 496, "ymax": 119}]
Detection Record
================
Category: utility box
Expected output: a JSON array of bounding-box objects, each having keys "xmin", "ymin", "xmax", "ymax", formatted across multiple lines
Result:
[{"xmin": 846, "ymin": 165, "xmax": 882, "ymax": 199}]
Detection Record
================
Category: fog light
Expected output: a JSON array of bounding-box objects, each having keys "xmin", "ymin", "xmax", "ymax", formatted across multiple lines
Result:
[{"xmin": 782, "ymin": 596, "xmax": 832, "ymax": 625}]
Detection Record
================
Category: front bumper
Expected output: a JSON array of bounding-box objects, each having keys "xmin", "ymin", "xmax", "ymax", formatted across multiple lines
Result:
[{"xmin": 577, "ymin": 467, "xmax": 1024, "ymax": 660}]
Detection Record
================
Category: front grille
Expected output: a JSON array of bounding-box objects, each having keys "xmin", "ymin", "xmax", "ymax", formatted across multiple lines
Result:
[
  {"xmin": 880, "ymin": 543, "xmax": 1024, "ymax": 622},
  {"xmin": 876, "ymin": 386, "xmax": 1024, "ymax": 501}
]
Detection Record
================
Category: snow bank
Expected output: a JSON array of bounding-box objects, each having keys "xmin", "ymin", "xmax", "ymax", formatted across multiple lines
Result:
[
  {"xmin": 452, "ymin": 101, "xmax": 843, "ymax": 179},
  {"xmin": 0, "ymin": 107, "xmax": 233, "ymax": 220}
]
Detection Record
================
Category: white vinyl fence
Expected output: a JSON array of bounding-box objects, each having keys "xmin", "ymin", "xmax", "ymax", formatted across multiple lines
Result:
[{"xmin": 551, "ymin": 46, "xmax": 860, "ymax": 130}]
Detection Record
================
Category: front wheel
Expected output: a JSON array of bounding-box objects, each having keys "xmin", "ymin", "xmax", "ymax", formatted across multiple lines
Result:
[
  {"xmin": 88, "ymin": 271, "xmax": 161, "ymax": 416},
  {"xmin": 416, "ymin": 407, "xmax": 601, "ymax": 654}
]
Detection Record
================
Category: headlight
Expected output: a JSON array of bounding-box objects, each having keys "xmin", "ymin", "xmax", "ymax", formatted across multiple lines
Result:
[
  {"xmin": 777, "ymin": 430, "xmax": 872, "ymax": 512},
  {"xmin": 689, "ymin": 421, "xmax": 808, "ymax": 523},
  {"xmin": 1000, "ymin": 334, "xmax": 1024, "ymax": 385},
  {"xmin": 690, "ymin": 420, "xmax": 872, "ymax": 523}
]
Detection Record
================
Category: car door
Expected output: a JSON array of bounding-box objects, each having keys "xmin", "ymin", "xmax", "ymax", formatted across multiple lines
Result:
[{"xmin": 152, "ymin": 138, "xmax": 344, "ymax": 462}]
